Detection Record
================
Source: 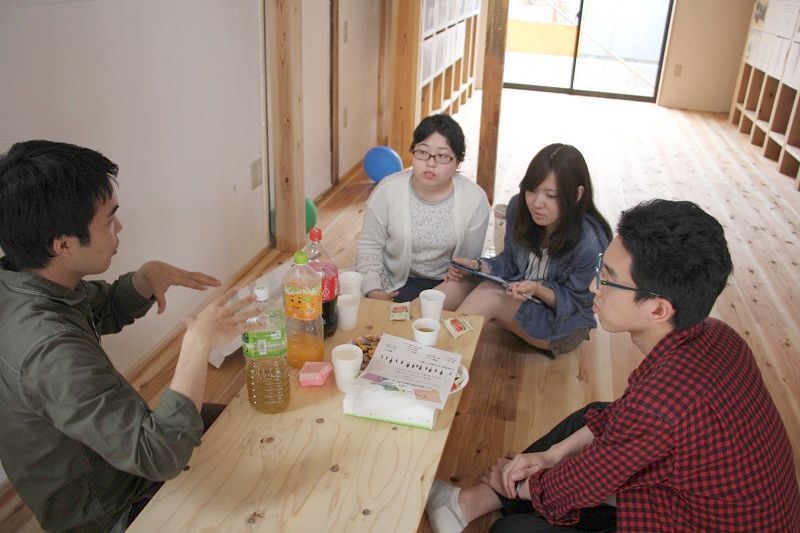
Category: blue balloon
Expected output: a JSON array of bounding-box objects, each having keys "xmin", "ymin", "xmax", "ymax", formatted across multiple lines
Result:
[{"xmin": 363, "ymin": 146, "xmax": 403, "ymax": 183}]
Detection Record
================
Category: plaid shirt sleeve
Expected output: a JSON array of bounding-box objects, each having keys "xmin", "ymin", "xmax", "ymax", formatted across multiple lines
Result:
[
  {"xmin": 525, "ymin": 320, "xmax": 800, "ymax": 530},
  {"xmin": 527, "ymin": 402, "xmax": 672, "ymax": 526}
]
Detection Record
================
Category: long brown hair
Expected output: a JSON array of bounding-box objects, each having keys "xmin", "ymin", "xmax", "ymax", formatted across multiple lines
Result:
[{"xmin": 512, "ymin": 144, "xmax": 611, "ymax": 257}]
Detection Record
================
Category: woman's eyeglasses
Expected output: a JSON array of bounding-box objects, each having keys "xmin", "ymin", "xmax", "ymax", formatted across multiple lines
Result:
[
  {"xmin": 411, "ymin": 149, "xmax": 455, "ymax": 165},
  {"xmin": 595, "ymin": 253, "xmax": 675, "ymax": 308}
]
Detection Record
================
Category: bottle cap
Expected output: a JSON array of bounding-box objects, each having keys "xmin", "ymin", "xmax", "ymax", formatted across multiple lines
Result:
[
  {"xmin": 293, "ymin": 250, "xmax": 309, "ymax": 265},
  {"xmin": 254, "ymin": 285, "xmax": 269, "ymax": 300},
  {"xmin": 309, "ymin": 227, "xmax": 322, "ymax": 241}
]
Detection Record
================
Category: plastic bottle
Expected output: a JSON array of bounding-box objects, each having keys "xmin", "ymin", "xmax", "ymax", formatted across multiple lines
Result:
[
  {"xmin": 241, "ymin": 285, "xmax": 290, "ymax": 413},
  {"xmin": 305, "ymin": 227, "xmax": 339, "ymax": 337},
  {"xmin": 283, "ymin": 250, "xmax": 325, "ymax": 368}
]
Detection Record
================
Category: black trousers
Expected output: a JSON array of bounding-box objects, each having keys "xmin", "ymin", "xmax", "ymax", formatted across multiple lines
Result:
[
  {"xmin": 124, "ymin": 403, "xmax": 226, "ymax": 527},
  {"xmin": 393, "ymin": 276, "xmax": 442, "ymax": 302},
  {"xmin": 489, "ymin": 402, "xmax": 616, "ymax": 533}
]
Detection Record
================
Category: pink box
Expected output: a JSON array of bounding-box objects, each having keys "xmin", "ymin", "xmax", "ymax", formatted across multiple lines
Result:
[{"xmin": 299, "ymin": 362, "xmax": 333, "ymax": 387}]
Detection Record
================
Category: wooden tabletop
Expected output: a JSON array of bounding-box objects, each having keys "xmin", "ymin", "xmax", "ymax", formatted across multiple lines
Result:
[{"xmin": 129, "ymin": 298, "xmax": 484, "ymax": 532}]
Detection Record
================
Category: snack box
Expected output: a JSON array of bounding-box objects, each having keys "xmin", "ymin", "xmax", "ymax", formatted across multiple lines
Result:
[{"xmin": 299, "ymin": 361, "xmax": 333, "ymax": 386}]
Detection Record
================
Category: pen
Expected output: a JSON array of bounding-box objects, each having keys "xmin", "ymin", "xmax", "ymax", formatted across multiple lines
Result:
[{"xmin": 503, "ymin": 282, "xmax": 537, "ymax": 302}]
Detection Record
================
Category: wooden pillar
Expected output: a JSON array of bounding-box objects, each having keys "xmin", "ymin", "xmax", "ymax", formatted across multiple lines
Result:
[
  {"xmin": 476, "ymin": 0, "xmax": 509, "ymax": 205},
  {"xmin": 330, "ymin": 0, "xmax": 340, "ymax": 186},
  {"xmin": 268, "ymin": 0, "xmax": 306, "ymax": 251},
  {"xmin": 387, "ymin": 0, "xmax": 422, "ymax": 167}
]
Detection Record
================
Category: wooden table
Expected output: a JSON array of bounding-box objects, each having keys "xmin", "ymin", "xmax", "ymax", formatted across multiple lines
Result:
[{"xmin": 130, "ymin": 298, "xmax": 484, "ymax": 532}]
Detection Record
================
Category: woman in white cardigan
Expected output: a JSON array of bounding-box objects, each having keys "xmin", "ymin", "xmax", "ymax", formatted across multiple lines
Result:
[{"xmin": 356, "ymin": 114, "xmax": 490, "ymax": 303}]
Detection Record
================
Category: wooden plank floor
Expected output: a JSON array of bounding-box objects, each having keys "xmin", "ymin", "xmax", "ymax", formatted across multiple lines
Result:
[
  {"xmin": 3, "ymin": 90, "xmax": 800, "ymax": 532},
  {"xmin": 422, "ymin": 90, "xmax": 800, "ymax": 532}
]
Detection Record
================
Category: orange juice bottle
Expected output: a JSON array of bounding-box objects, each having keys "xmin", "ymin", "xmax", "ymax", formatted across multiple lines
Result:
[{"xmin": 283, "ymin": 251, "xmax": 325, "ymax": 368}]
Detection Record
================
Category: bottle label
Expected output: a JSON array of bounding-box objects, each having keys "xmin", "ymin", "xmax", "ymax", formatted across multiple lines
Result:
[
  {"xmin": 242, "ymin": 327, "xmax": 287, "ymax": 359},
  {"xmin": 284, "ymin": 286, "xmax": 322, "ymax": 320},
  {"xmin": 310, "ymin": 261, "xmax": 339, "ymax": 303}
]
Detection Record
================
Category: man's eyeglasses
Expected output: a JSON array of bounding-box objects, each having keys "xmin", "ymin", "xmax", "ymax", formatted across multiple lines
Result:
[
  {"xmin": 595, "ymin": 253, "xmax": 674, "ymax": 307},
  {"xmin": 411, "ymin": 149, "xmax": 455, "ymax": 165}
]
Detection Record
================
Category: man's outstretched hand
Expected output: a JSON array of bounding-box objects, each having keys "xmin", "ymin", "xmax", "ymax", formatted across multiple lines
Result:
[{"xmin": 132, "ymin": 261, "xmax": 221, "ymax": 313}]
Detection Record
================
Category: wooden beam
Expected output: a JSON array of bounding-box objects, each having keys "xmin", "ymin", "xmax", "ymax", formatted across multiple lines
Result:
[
  {"xmin": 330, "ymin": 0, "xmax": 340, "ymax": 186},
  {"xmin": 376, "ymin": 0, "xmax": 388, "ymax": 145},
  {"xmin": 387, "ymin": 0, "xmax": 422, "ymax": 167},
  {"xmin": 476, "ymin": 0, "xmax": 509, "ymax": 205},
  {"xmin": 268, "ymin": 0, "xmax": 306, "ymax": 251}
]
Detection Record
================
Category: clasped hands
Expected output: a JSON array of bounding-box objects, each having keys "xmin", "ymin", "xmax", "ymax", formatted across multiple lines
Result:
[{"xmin": 480, "ymin": 448, "xmax": 559, "ymax": 500}]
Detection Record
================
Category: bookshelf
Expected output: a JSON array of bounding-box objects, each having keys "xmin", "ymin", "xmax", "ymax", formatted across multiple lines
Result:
[
  {"xmin": 730, "ymin": 0, "xmax": 800, "ymax": 190},
  {"xmin": 388, "ymin": 0, "xmax": 482, "ymax": 166}
]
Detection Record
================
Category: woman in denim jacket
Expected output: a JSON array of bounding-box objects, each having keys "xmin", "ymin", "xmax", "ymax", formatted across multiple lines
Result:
[{"xmin": 441, "ymin": 144, "xmax": 611, "ymax": 355}]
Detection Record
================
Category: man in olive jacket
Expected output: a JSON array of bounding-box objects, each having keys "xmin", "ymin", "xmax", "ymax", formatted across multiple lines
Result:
[{"xmin": 0, "ymin": 141, "xmax": 259, "ymax": 531}]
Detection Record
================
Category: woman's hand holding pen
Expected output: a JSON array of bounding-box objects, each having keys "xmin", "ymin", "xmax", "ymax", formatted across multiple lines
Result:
[{"xmin": 509, "ymin": 280, "xmax": 539, "ymax": 302}]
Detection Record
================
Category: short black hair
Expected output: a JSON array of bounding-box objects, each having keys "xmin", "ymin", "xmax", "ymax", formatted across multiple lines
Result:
[
  {"xmin": 409, "ymin": 114, "xmax": 466, "ymax": 162},
  {"xmin": 617, "ymin": 199, "xmax": 733, "ymax": 330},
  {"xmin": 0, "ymin": 140, "xmax": 118, "ymax": 270}
]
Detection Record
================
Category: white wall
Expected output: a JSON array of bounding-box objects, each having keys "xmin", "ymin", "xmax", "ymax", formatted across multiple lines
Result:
[
  {"xmin": 0, "ymin": 0, "xmax": 267, "ymax": 375},
  {"xmin": 338, "ymin": 0, "xmax": 381, "ymax": 173},
  {"xmin": 658, "ymin": 0, "xmax": 754, "ymax": 111},
  {"xmin": 302, "ymin": 2, "xmax": 332, "ymax": 201}
]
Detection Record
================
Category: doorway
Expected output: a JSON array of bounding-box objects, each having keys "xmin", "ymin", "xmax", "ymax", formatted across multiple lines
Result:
[{"xmin": 503, "ymin": 0, "xmax": 673, "ymax": 101}]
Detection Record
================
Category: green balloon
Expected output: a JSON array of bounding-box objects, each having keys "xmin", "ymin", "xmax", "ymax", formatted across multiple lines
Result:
[
  {"xmin": 268, "ymin": 198, "xmax": 318, "ymax": 234},
  {"xmin": 305, "ymin": 197, "xmax": 317, "ymax": 232}
]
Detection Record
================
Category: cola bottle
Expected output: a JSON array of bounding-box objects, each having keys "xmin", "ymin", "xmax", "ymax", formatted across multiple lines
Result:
[{"xmin": 305, "ymin": 227, "xmax": 339, "ymax": 337}]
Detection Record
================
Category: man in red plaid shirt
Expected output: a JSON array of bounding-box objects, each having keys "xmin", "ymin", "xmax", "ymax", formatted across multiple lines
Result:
[{"xmin": 426, "ymin": 200, "xmax": 800, "ymax": 532}]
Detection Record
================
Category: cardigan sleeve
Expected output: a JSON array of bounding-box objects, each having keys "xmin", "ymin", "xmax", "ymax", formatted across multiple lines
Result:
[
  {"xmin": 457, "ymin": 186, "xmax": 490, "ymax": 259},
  {"xmin": 355, "ymin": 197, "xmax": 392, "ymax": 295}
]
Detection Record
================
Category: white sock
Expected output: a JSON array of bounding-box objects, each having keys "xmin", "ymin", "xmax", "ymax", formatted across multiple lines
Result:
[{"xmin": 425, "ymin": 480, "xmax": 469, "ymax": 533}]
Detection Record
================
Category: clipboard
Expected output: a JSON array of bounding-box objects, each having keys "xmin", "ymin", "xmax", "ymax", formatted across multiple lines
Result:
[
  {"xmin": 448, "ymin": 260, "xmax": 536, "ymax": 301},
  {"xmin": 448, "ymin": 260, "xmax": 510, "ymax": 288}
]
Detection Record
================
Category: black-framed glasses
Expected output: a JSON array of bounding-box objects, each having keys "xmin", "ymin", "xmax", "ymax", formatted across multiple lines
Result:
[
  {"xmin": 595, "ymin": 253, "xmax": 675, "ymax": 307},
  {"xmin": 411, "ymin": 149, "xmax": 455, "ymax": 165}
]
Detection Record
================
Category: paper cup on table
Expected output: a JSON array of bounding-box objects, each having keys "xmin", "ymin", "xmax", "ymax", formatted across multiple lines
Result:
[
  {"xmin": 419, "ymin": 289, "xmax": 445, "ymax": 320},
  {"xmin": 339, "ymin": 271, "xmax": 363, "ymax": 297},
  {"xmin": 331, "ymin": 343, "xmax": 364, "ymax": 393},
  {"xmin": 337, "ymin": 294, "xmax": 360, "ymax": 331},
  {"xmin": 412, "ymin": 318, "xmax": 440, "ymax": 346}
]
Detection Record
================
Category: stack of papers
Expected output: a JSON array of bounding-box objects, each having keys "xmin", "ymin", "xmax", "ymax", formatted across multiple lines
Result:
[{"xmin": 343, "ymin": 334, "xmax": 461, "ymax": 429}]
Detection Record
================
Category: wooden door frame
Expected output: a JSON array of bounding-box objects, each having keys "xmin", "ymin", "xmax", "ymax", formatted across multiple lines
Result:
[
  {"xmin": 330, "ymin": 0, "xmax": 340, "ymax": 187},
  {"xmin": 476, "ymin": 0, "xmax": 509, "ymax": 206},
  {"xmin": 265, "ymin": 0, "xmax": 306, "ymax": 251},
  {"xmin": 501, "ymin": 0, "xmax": 675, "ymax": 103}
]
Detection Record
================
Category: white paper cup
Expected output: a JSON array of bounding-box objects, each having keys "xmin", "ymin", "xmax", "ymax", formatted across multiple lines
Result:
[
  {"xmin": 337, "ymin": 294, "xmax": 360, "ymax": 331},
  {"xmin": 420, "ymin": 289, "xmax": 446, "ymax": 320},
  {"xmin": 331, "ymin": 343, "xmax": 363, "ymax": 393},
  {"xmin": 412, "ymin": 318, "xmax": 440, "ymax": 346},
  {"xmin": 339, "ymin": 271, "xmax": 363, "ymax": 297}
]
